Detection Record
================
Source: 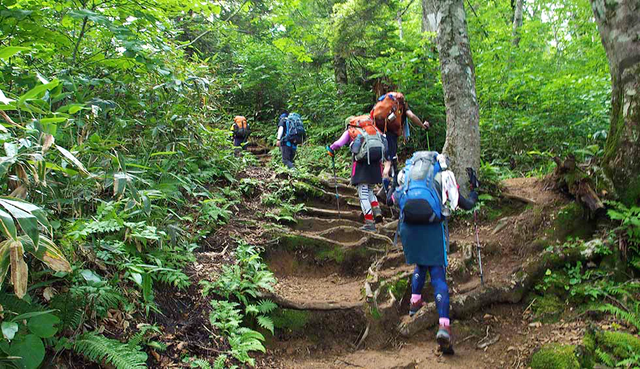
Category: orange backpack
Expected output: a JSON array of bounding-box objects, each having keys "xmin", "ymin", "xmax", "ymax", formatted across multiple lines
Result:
[
  {"xmin": 233, "ymin": 116, "xmax": 250, "ymax": 138},
  {"xmin": 370, "ymin": 92, "xmax": 405, "ymax": 135},
  {"xmin": 347, "ymin": 115, "xmax": 380, "ymax": 140},
  {"xmin": 347, "ymin": 115, "xmax": 386, "ymax": 163},
  {"xmin": 233, "ymin": 116, "xmax": 247, "ymax": 129}
]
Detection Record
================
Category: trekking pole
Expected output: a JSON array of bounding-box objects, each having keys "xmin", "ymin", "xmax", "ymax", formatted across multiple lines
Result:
[
  {"xmin": 473, "ymin": 209, "xmax": 484, "ymax": 286},
  {"xmin": 384, "ymin": 164, "xmax": 395, "ymax": 219},
  {"xmin": 467, "ymin": 167, "xmax": 484, "ymax": 286},
  {"xmin": 331, "ymin": 155, "xmax": 341, "ymax": 218},
  {"xmin": 426, "ymin": 131, "xmax": 431, "ymax": 151}
]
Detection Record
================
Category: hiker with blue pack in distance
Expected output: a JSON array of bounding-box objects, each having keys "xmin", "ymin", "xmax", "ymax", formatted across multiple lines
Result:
[
  {"xmin": 326, "ymin": 115, "xmax": 388, "ymax": 232},
  {"xmin": 276, "ymin": 112, "xmax": 306, "ymax": 169},
  {"xmin": 370, "ymin": 92, "xmax": 430, "ymax": 200},
  {"xmin": 389, "ymin": 151, "xmax": 479, "ymax": 355}
]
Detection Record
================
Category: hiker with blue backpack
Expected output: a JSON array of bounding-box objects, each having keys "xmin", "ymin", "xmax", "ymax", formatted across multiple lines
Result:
[
  {"xmin": 276, "ymin": 112, "xmax": 306, "ymax": 169},
  {"xmin": 390, "ymin": 151, "xmax": 479, "ymax": 355},
  {"xmin": 326, "ymin": 115, "xmax": 388, "ymax": 232}
]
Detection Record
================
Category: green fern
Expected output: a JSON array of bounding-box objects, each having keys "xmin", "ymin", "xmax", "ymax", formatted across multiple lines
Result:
[
  {"xmin": 595, "ymin": 303, "xmax": 640, "ymax": 331},
  {"xmin": 595, "ymin": 348, "xmax": 615, "ymax": 366},
  {"xmin": 213, "ymin": 355, "xmax": 228, "ymax": 369},
  {"xmin": 0, "ymin": 292, "xmax": 46, "ymax": 315},
  {"xmin": 190, "ymin": 357, "xmax": 212, "ymax": 369},
  {"xmin": 257, "ymin": 316, "xmax": 274, "ymax": 334},
  {"xmin": 48, "ymin": 295, "xmax": 85, "ymax": 331},
  {"xmin": 258, "ymin": 299, "xmax": 277, "ymax": 314},
  {"xmin": 73, "ymin": 332, "xmax": 148, "ymax": 369},
  {"xmin": 228, "ymin": 328, "xmax": 266, "ymax": 366}
]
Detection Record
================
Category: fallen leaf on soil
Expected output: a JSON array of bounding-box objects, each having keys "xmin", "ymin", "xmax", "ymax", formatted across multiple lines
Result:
[
  {"xmin": 43, "ymin": 287, "xmax": 56, "ymax": 301},
  {"xmin": 529, "ymin": 322, "xmax": 542, "ymax": 328}
]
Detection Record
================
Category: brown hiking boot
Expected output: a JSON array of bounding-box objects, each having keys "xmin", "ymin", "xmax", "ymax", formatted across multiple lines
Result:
[
  {"xmin": 372, "ymin": 206, "xmax": 383, "ymax": 223},
  {"xmin": 436, "ymin": 324, "xmax": 455, "ymax": 355}
]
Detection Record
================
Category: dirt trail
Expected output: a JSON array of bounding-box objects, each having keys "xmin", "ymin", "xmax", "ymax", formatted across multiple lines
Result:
[
  {"xmin": 255, "ymin": 154, "xmax": 583, "ymax": 368},
  {"xmin": 165, "ymin": 144, "xmax": 587, "ymax": 369}
]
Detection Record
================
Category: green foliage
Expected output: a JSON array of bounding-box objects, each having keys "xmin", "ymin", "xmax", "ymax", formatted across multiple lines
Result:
[
  {"xmin": 0, "ymin": 303, "xmax": 60, "ymax": 369},
  {"xmin": 200, "ymin": 242, "xmax": 276, "ymax": 303},
  {"xmin": 201, "ymin": 241, "xmax": 276, "ymax": 366},
  {"xmin": 595, "ymin": 301, "xmax": 640, "ymax": 332},
  {"xmin": 530, "ymin": 344, "xmax": 580, "ymax": 369},
  {"xmin": 72, "ymin": 332, "xmax": 148, "ymax": 369},
  {"xmin": 208, "ymin": 300, "xmax": 266, "ymax": 367},
  {"xmin": 587, "ymin": 330, "xmax": 640, "ymax": 368},
  {"xmin": 608, "ymin": 202, "xmax": 640, "ymax": 271},
  {"xmin": 183, "ymin": 357, "xmax": 213, "ymax": 369}
]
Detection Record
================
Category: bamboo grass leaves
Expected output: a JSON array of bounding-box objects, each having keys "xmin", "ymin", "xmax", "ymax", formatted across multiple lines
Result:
[{"xmin": 0, "ymin": 197, "xmax": 70, "ymax": 298}]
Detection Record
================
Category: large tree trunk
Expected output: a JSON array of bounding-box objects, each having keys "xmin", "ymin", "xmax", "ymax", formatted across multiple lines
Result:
[
  {"xmin": 589, "ymin": 0, "xmax": 640, "ymax": 205},
  {"xmin": 421, "ymin": 0, "xmax": 439, "ymax": 33},
  {"xmin": 333, "ymin": 54, "xmax": 348, "ymax": 94},
  {"xmin": 511, "ymin": 0, "xmax": 524, "ymax": 46},
  {"xmin": 437, "ymin": 0, "xmax": 481, "ymax": 194}
]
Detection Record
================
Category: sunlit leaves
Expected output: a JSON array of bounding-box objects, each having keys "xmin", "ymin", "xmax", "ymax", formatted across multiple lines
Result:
[
  {"xmin": 54, "ymin": 145, "xmax": 89, "ymax": 176},
  {"xmin": 17, "ymin": 79, "xmax": 60, "ymax": 106},
  {"xmin": 273, "ymin": 37, "xmax": 312, "ymax": 63},
  {"xmin": 0, "ymin": 46, "xmax": 30, "ymax": 60}
]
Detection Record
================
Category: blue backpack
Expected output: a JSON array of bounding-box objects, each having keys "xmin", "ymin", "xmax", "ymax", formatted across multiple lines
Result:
[
  {"xmin": 283, "ymin": 113, "xmax": 306, "ymax": 145},
  {"xmin": 395, "ymin": 151, "xmax": 443, "ymax": 224}
]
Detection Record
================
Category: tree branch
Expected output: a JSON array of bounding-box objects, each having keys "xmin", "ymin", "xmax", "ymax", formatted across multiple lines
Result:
[
  {"xmin": 72, "ymin": 16, "xmax": 90, "ymax": 65},
  {"xmin": 464, "ymin": 0, "xmax": 489, "ymax": 39},
  {"xmin": 177, "ymin": 0, "xmax": 251, "ymax": 50},
  {"xmin": 397, "ymin": 0, "xmax": 416, "ymax": 19}
]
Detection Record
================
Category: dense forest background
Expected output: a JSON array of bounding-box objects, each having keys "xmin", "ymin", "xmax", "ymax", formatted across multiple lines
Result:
[{"xmin": 1, "ymin": 0, "xmax": 637, "ymax": 368}]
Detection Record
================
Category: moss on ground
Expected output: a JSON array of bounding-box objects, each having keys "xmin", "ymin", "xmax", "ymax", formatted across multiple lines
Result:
[
  {"xmin": 549, "ymin": 203, "xmax": 595, "ymax": 241},
  {"xmin": 530, "ymin": 344, "xmax": 581, "ymax": 369},
  {"xmin": 272, "ymin": 309, "xmax": 309, "ymax": 331},
  {"xmin": 531, "ymin": 294, "xmax": 565, "ymax": 323}
]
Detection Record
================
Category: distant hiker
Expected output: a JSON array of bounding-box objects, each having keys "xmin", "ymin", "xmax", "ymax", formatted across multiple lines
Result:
[
  {"xmin": 327, "ymin": 115, "xmax": 388, "ymax": 232},
  {"xmin": 276, "ymin": 112, "xmax": 305, "ymax": 169},
  {"xmin": 231, "ymin": 115, "xmax": 250, "ymax": 151},
  {"xmin": 390, "ymin": 151, "xmax": 478, "ymax": 355},
  {"xmin": 370, "ymin": 92, "xmax": 430, "ymax": 194}
]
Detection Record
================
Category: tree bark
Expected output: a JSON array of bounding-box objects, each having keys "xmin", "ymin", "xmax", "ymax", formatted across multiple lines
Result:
[
  {"xmin": 333, "ymin": 54, "xmax": 348, "ymax": 94},
  {"xmin": 421, "ymin": 0, "xmax": 439, "ymax": 33},
  {"xmin": 511, "ymin": 0, "xmax": 524, "ymax": 46},
  {"xmin": 589, "ymin": 0, "xmax": 640, "ymax": 205},
  {"xmin": 398, "ymin": 10, "xmax": 404, "ymax": 40},
  {"xmin": 437, "ymin": 0, "xmax": 481, "ymax": 194}
]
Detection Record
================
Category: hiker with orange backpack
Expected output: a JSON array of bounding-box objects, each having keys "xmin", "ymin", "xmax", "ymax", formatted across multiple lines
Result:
[
  {"xmin": 231, "ymin": 116, "xmax": 251, "ymax": 150},
  {"xmin": 326, "ymin": 116, "xmax": 388, "ymax": 232},
  {"xmin": 370, "ymin": 92, "xmax": 430, "ymax": 194},
  {"xmin": 389, "ymin": 152, "xmax": 479, "ymax": 355}
]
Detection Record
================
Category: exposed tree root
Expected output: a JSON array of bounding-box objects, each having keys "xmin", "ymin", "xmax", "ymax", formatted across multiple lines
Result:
[
  {"xmin": 503, "ymin": 192, "xmax": 537, "ymax": 205},
  {"xmin": 304, "ymin": 206, "xmax": 363, "ymax": 222},
  {"xmin": 263, "ymin": 292, "xmax": 363, "ymax": 311},
  {"xmin": 397, "ymin": 240, "xmax": 601, "ymax": 337}
]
